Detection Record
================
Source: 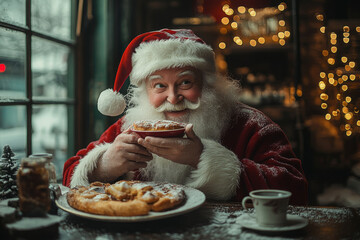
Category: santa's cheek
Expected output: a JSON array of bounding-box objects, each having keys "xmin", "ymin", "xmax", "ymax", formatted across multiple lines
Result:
[
  {"xmin": 148, "ymin": 95, "xmax": 166, "ymax": 108},
  {"xmin": 182, "ymin": 88, "xmax": 201, "ymax": 103},
  {"xmin": 185, "ymin": 96, "xmax": 198, "ymax": 103}
]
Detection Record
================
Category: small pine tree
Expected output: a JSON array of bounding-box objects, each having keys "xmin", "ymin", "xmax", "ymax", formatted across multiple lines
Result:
[{"xmin": 0, "ymin": 145, "xmax": 19, "ymax": 199}]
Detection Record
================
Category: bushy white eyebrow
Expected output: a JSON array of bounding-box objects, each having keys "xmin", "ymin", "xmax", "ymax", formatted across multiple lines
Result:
[
  {"xmin": 148, "ymin": 75, "xmax": 162, "ymax": 81},
  {"xmin": 148, "ymin": 70, "xmax": 195, "ymax": 82},
  {"xmin": 178, "ymin": 70, "xmax": 195, "ymax": 77}
]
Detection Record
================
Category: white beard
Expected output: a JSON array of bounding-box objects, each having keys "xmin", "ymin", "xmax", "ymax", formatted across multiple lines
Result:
[{"xmin": 122, "ymin": 82, "xmax": 235, "ymax": 184}]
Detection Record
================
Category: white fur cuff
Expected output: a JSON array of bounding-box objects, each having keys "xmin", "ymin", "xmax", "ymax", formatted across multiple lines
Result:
[
  {"xmin": 70, "ymin": 143, "xmax": 111, "ymax": 188},
  {"xmin": 185, "ymin": 139, "xmax": 241, "ymax": 200}
]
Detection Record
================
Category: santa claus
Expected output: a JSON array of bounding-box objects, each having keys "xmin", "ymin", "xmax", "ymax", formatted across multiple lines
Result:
[{"xmin": 63, "ymin": 29, "xmax": 308, "ymax": 204}]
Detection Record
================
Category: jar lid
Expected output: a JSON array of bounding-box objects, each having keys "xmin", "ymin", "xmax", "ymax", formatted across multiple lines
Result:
[
  {"xmin": 21, "ymin": 157, "xmax": 46, "ymax": 167},
  {"xmin": 29, "ymin": 153, "xmax": 53, "ymax": 160}
]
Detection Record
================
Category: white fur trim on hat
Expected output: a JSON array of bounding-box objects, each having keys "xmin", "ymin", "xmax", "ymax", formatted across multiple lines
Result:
[
  {"xmin": 97, "ymin": 88, "xmax": 126, "ymax": 116},
  {"xmin": 130, "ymin": 39, "xmax": 216, "ymax": 86}
]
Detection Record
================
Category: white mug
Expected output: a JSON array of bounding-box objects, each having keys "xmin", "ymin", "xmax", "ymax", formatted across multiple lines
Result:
[{"xmin": 242, "ymin": 189, "xmax": 292, "ymax": 227}]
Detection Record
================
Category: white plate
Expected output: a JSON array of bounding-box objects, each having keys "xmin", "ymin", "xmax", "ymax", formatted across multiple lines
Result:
[
  {"xmin": 238, "ymin": 214, "xmax": 308, "ymax": 232},
  {"xmin": 55, "ymin": 185, "xmax": 206, "ymax": 222}
]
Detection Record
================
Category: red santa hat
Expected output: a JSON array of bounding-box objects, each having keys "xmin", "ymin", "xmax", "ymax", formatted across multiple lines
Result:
[{"xmin": 97, "ymin": 29, "xmax": 216, "ymax": 116}]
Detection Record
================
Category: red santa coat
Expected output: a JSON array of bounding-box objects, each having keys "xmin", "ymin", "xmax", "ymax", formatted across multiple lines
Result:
[{"xmin": 63, "ymin": 105, "xmax": 308, "ymax": 205}]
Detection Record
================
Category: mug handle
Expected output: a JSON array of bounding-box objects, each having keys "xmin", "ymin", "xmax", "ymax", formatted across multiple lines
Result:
[{"xmin": 242, "ymin": 196, "xmax": 255, "ymax": 218}]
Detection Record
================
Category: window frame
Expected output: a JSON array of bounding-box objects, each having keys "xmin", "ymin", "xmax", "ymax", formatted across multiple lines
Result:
[{"xmin": 0, "ymin": 0, "xmax": 77, "ymax": 158}]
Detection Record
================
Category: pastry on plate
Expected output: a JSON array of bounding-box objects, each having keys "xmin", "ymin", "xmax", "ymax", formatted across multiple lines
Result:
[{"xmin": 66, "ymin": 181, "xmax": 185, "ymax": 216}]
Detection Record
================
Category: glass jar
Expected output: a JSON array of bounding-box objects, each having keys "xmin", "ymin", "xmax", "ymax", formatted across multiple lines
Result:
[
  {"xmin": 17, "ymin": 157, "xmax": 51, "ymax": 216},
  {"xmin": 29, "ymin": 153, "xmax": 57, "ymax": 183}
]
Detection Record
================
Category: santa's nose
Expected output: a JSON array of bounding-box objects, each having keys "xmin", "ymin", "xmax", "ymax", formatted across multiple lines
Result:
[{"xmin": 167, "ymin": 89, "xmax": 183, "ymax": 104}]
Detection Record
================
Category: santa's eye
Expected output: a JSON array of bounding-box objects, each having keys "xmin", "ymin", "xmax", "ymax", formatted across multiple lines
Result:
[
  {"xmin": 179, "ymin": 79, "xmax": 193, "ymax": 89},
  {"xmin": 154, "ymin": 83, "xmax": 165, "ymax": 89},
  {"xmin": 181, "ymin": 80, "xmax": 191, "ymax": 85}
]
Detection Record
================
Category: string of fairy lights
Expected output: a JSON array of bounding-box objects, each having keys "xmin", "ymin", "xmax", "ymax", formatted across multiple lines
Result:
[
  {"xmin": 218, "ymin": 2, "xmax": 290, "ymax": 49},
  {"xmin": 317, "ymin": 14, "xmax": 360, "ymax": 136},
  {"xmin": 217, "ymin": 2, "xmax": 359, "ymax": 136},
  {"xmin": 216, "ymin": 2, "xmax": 299, "ymax": 106}
]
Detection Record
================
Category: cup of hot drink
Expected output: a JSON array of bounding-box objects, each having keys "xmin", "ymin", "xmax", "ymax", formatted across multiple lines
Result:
[{"xmin": 241, "ymin": 189, "xmax": 292, "ymax": 227}]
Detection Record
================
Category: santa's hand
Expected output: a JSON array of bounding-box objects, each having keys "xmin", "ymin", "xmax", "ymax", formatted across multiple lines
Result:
[
  {"xmin": 88, "ymin": 129, "xmax": 153, "ymax": 183},
  {"xmin": 137, "ymin": 124, "xmax": 203, "ymax": 168}
]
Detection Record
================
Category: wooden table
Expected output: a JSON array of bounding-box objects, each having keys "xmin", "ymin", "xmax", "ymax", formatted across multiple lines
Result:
[{"xmin": 55, "ymin": 202, "xmax": 360, "ymax": 240}]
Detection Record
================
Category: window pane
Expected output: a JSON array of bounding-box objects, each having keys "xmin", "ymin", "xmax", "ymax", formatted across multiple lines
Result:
[
  {"xmin": 32, "ymin": 104, "xmax": 70, "ymax": 179},
  {"xmin": 0, "ymin": 27, "xmax": 26, "ymax": 99},
  {"xmin": 32, "ymin": 36, "xmax": 72, "ymax": 100},
  {"xmin": 0, "ymin": 0, "xmax": 26, "ymax": 26},
  {"xmin": 0, "ymin": 105, "xmax": 26, "ymax": 159},
  {"xmin": 31, "ymin": 0, "xmax": 72, "ymax": 40}
]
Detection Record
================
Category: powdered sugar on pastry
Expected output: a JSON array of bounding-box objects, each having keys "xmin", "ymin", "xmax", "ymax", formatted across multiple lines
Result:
[{"xmin": 133, "ymin": 120, "xmax": 185, "ymax": 131}]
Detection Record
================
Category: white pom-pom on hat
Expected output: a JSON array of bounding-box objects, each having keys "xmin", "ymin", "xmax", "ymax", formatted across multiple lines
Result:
[{"xmin": 97, "ymin": 89, "xmax": 126, "ymax": 116}]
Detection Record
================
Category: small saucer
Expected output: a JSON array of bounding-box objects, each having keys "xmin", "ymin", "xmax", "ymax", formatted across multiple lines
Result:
[{"xmin": 238, "ymin": 214, "xmax": 308, "ymax": 232}]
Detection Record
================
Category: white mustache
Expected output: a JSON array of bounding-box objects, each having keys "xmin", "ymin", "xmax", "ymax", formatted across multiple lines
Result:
[{"xmin": 155, "ymin": 99, "xmax": 201, "ymax": 112}]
